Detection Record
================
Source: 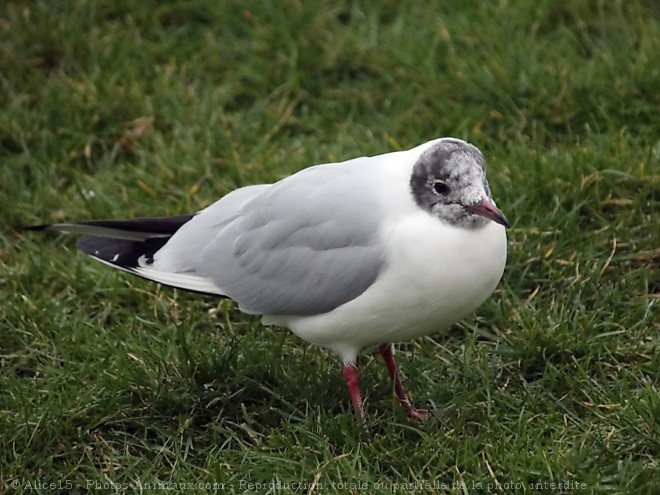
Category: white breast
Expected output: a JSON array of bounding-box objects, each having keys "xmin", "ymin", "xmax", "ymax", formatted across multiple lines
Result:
[{"xmin": 268, "ymin": 212, "xmax": 507, "ymax": 363}]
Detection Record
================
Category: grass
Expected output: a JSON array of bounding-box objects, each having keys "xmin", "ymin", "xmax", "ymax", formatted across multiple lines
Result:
[{"xmin": 1, "ymin": 0, "xmax": 658, "ymax": 493}]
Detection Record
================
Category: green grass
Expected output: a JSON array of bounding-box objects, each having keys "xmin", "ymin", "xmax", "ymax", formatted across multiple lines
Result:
[{"xmin": 1, "ymin": 0, "xmax": 658, "ymax": 493}]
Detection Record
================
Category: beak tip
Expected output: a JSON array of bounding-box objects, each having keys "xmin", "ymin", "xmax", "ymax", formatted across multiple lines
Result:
[{"xmin": 468, "ymin": 198, "xmax": 510, "ymax": 229}]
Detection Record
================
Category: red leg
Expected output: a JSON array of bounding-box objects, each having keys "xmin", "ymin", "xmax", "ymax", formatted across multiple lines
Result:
[
  {"xmin": 342, "ymin": 363, "xmax": 365, "ymax": 418},
  {"xmin": 378, "ymin": 343, "xmax": 430, "ymax": 420}
]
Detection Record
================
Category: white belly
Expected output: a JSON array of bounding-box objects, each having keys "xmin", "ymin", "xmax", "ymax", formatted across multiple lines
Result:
[{"xmin": 265, "ymin": 213, "xmax": 507, "ymax": 363}]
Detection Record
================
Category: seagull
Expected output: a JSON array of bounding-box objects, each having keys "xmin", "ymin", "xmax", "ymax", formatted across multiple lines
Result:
[{"xmin": 28, "ymin": 137, "xmax": 509, "ymax": 419}]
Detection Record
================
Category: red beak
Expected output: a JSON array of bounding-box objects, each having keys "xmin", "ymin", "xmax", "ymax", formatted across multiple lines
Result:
[{"xmin": 466, "ymin": 198, "xmax": 510, "ymax": 228}]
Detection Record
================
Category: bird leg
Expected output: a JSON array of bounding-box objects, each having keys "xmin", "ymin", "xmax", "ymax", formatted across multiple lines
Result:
[
  {"xmin": 378, "ymin": 343, "xmax": 430, "ymax": 420},
  {"xmin": 342, "ymin": 363, "xmax": 365, "ymax": 418}
]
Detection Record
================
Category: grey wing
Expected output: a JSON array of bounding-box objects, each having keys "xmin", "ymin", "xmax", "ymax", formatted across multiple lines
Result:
[{"xmin": 198, "ymin": 163, "xmax": 385, "ymax": 316}]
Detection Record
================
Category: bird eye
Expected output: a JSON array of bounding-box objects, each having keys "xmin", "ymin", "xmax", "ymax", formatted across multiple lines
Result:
[{"xmin": 433, "ymin": 180, "xmax": 449, "ymax": 195}]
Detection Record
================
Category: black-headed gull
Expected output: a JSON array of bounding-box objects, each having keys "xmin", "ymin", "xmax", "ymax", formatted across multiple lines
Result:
[{"xmin": 29, "ymin": 138, "xmax": 509, "ymax": 419}]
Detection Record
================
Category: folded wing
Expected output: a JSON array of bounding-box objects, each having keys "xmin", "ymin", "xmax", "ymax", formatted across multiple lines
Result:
[{"xmin": 187, "ymin": 162, "xmax": 386, "ymax": 315}]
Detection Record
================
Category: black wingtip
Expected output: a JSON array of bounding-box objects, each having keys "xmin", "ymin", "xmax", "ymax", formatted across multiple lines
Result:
[
  {"xmin": 22, "ymin": 215, "xmax": 196, "ymax": 237},
  {"xmin": 77, "ymin": 235, "xmax": 170, "ymax": 269},
  {"xmin": 22, "ymin": 224, "xmax": 52, "ymax": 232}
]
